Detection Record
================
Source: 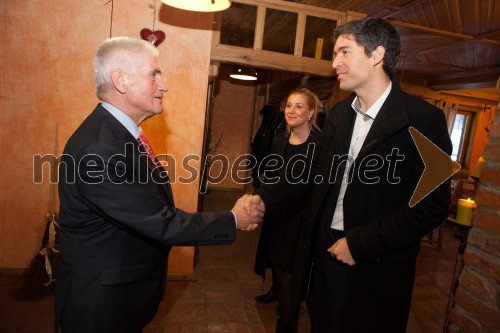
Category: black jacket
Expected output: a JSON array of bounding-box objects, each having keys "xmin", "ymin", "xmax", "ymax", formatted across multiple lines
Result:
[{"xmin": 55, "ymin": 105, "xmax": 236, "ymax": 333}]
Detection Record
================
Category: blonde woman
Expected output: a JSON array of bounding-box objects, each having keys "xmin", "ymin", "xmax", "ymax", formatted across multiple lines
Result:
[{"xmin": 254, "ymin": 88, "xmax": 322, "ymax": 333}]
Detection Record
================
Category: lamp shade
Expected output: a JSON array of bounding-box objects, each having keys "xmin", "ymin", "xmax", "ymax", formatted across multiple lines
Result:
[
  {"xmin": 230, "ymin": 67, "xmax": 258, "ymax": 81},
  {"xmin": 160, "ymin": 0, "xmax": 231, "ymax": 12}
]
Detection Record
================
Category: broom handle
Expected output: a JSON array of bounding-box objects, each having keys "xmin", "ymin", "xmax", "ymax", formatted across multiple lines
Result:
[{"xmin": 48, "ymin": 123, "xmax": 59, "ymax": 213}]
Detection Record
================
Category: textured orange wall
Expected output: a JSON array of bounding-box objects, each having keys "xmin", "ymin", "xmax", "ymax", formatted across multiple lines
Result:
[
  {"xmin": 0, "ymin": 1, "xmax": 213, "ymax": 270},
  {"xmin": 208, "ymin": 66, "xmax": 256, "ymax": 190},
  {"xmin": 468, "ymin": 108, "xmax": 495, "ymax": 176}
]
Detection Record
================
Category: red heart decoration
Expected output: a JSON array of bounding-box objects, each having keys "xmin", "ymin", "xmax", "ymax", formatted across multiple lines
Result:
[{"xmin": 140, "ymin": 28, "xmax": 166, "ymax": 47}]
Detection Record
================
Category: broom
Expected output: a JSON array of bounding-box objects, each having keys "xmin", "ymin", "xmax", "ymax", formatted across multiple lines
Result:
[
  {"xmin": 13, "ymin": 124, "xmax": 60, "ymax": 300},
  {"xmin": 13, "ymin": 212, "xmax": 59, "ymax": 300}
]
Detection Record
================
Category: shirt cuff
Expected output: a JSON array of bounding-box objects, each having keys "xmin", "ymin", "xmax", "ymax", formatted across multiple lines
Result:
[{"xmin": 230, "ymin": 210, "xmax": 238, "ymax": 228}]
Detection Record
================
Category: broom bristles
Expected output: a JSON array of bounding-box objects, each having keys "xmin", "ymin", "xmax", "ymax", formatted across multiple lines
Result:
[{"xmin": 12, "ymin": 213, "xmax": 59, "ymax": 300}]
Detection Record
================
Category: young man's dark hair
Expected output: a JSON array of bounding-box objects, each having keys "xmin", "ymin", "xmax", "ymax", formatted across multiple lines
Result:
[{"xmin": 334, "ymin": 17, "xmax": 401, "ymax": 77}]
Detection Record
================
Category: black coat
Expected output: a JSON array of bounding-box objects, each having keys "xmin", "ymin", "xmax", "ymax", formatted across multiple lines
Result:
[
  {"xmin": 254, "ymin": 129, "xmax": 321, "ymax": 277},
  {"xmin": 257, "ymin": 81, "xmax": 451, "ymax": 332},
  {"xmin": 55, "ymin": 105, "xmax": 236, "ymax": 333},
  {"xmin": 250, "ymin": 105, "xmax": 285, "ymax": 187}
]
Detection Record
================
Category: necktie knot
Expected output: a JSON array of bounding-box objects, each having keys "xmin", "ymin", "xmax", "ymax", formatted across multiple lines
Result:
[{"xmin": 138, "ymin": 132, "xmax": 158, "ymax": 166}]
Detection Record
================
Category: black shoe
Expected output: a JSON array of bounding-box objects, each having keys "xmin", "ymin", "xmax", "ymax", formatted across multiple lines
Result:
[
  {"xmin": 275, "ymin": 319, "xmax": 295, "ymax": 333},
  {"xmin": 255, "ymin": 290, "xmax": 278, "ymax": 304}
]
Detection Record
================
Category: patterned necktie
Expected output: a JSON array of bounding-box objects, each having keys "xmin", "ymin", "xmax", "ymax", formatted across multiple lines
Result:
[
  {"xmin": 138, "ymin": 132, "xmax": 158, "ymax": 166},
  {"xmin": 138, "ymin": 133, "xmax": 172, "ymax": 201}
]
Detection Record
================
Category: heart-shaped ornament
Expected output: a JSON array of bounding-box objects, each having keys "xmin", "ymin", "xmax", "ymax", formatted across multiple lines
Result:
[{"xmin": 140, "ymin": 28, "xmax": 166, "ymax": 47}]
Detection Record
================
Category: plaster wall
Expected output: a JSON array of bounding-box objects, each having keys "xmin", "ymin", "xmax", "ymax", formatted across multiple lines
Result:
[
  {"xmin": 208, "ymin": 66, "xmax": 256, "ymax": 190},
  {"xmin": 468, "ymin": 107, "xmax": 495, "ymax": 176},
  {"xmin": 0, "ymin": 1, "xmax": 214, "ymax": 272}
]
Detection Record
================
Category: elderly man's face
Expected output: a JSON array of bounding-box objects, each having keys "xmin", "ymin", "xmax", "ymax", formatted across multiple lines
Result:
[{"xmin": 124, "ymin": 52, "xmax": 167, "ymax": 121}]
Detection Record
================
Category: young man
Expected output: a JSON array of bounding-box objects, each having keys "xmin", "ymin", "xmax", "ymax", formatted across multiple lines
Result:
[
  {"xmin": 55, "ymin": 37, "xmax": 263, "ymax": 333},
  {"xmin": 252, "ymin": 18, "xmax": 451, "ymax": 333}
]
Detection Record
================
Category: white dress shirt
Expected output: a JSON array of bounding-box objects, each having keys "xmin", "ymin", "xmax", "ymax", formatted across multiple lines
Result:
[{"xmin": 331, "ymin": 82, "xmax": 392, "ymax": 230}]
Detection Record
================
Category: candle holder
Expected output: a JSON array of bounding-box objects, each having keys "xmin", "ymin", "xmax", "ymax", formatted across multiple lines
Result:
[{"xmin": 444, "ymin": 190, "xmax": 477, "ymax": 329}]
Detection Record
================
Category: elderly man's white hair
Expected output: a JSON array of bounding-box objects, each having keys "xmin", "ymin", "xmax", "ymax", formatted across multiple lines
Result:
[{"xmin": 93, "ymin": 37, "xmax": 159, "ymax": 99}]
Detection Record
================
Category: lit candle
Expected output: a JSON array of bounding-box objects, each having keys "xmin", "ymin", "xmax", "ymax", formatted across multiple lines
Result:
[
  {"xmin": 456, "ymin": 198, "xmax": 477, "ymax": 226},
  {"xmin": 474, "ymin": 157, "xmax": 486, "ymax": 178}
]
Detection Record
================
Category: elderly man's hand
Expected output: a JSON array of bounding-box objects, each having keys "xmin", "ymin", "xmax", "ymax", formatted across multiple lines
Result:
[{"xmin": 231, "ymin": 194, "xmax": 265, "ymax": 231}]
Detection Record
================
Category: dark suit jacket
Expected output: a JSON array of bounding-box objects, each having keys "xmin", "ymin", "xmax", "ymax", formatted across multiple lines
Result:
[
  {"xmin": 258, "ymin": 81, "xmax": 451, "ymax": 332},
  {"xmin": 55, "ymin": 104, "xmax": 236, "ymax": 333}
]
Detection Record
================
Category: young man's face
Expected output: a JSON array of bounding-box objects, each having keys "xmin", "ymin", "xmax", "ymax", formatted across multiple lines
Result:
[{"xmin": 332, "ymin": 35, "xmax": 375, "ymax": 94}]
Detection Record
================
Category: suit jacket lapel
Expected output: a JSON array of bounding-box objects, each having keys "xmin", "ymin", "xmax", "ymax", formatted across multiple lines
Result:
[
  {"xmin": 317, "ymin": 101, "xmax": 355, "ymax": 200},
  {"xmin": 357, "ymin": 81, "xmax": 410, "ymax": 160},
  {"xmin": 95, "ymin": 106, "xmax": 175, "ymax": 205},
  {"xmin": 137, "ymin": 141, "xmax": 175, "ymax": 205},
  {"xmin": 326, "ymin": 99, "xmax": 356, "ymax": 161}
]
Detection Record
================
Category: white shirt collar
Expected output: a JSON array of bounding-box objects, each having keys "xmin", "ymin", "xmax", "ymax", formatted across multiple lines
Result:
[
  {"xmin": 351, "ymin": 81, "xmax": 392, "ymax": 121},
  {"xmin": 101, "ymin": 101, "xmax": 142, "ymax": 139}
]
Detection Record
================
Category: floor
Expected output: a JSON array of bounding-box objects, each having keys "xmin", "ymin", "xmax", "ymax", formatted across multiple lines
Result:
[{"xmin": 0, "ymin": 189, "xmax": 461, "ymax": 333}]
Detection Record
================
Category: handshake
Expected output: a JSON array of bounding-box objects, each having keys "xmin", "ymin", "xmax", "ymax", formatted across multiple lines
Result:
[{"xmin": 231, "ymin": 194, "xmax": 265, "ymax": 231}]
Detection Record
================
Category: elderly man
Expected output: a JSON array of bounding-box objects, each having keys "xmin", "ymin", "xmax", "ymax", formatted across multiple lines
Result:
[{"xmin": 55, "ymin": 37, "xmax": 263, "ymax": 333}]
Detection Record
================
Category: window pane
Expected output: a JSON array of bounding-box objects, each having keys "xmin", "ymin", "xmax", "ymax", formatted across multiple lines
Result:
[
  {"xmin": 220, "ymin": 3, "xmax": 257, "ymax": 48},
  {"xmin": 450, "ymin": 114, "xmax": 466, "ymax": 161},
  {"xmin": 303, "ymin": 16, "xmax": 337, "ymax": 60},
  {"xmin": 263, "ymin": 9, "xmax": 297, "ymax": 54}
]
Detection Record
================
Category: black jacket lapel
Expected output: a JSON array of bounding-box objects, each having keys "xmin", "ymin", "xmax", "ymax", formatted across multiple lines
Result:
[
  {"xmin": 326, "ymin": 98, "xmax": 357, "ymax": 161},
  {"xmin": 95, "ymin": 105, "xmax": 175, "ymax": 205},
  {"xmin": 138, "ymin": 144, "xmax": 174, "ymax": 205},
  {"xmin": 357, "ymin": 81, "xmax": 410, "ymax": 160}
]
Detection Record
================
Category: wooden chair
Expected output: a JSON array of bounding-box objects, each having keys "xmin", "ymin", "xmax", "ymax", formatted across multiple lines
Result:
[
  {"xmin": 422, "ymin": 177, "xmax": 471, "ymax": 251},
  {"xmin": 424, "ymin": 219, "xmax": 446, "ymax": 251}
]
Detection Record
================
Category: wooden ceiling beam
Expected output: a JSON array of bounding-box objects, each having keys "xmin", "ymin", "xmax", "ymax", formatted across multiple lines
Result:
[
  {"xmin": 425, "ymin": 69, "xmax": 500, "ymax": 90},
  {"xmin": 473, "ymin": 30, "xmax": 500, "ymax": 42},
  {"xmin": 388, "ymin": 19, "xmax": 500, "ymax": 46},
  {"xmin": 413, "ymin": 39, "xmax": 465, "ymax": 55},
  {"xmin": 389, "ymin": 18, "xmax": 474, "ymax": 38},
  {"xmin": 211, "ymin": 44, "xmax": 336, "ymax": 77},
  {"xmin": 400, "ymin": 82, "xmax": 497, "ymax": 106},
  {"xmin": 398, "ymin": 59, "xmax": 471, "ymax": 71},
  {"xmin": 367, "ymin": 0, "xmax": 428, "ymax": 19},
  {"xmin": 233, "ymin": 0, "xmax": 345, "ymax": 19}
]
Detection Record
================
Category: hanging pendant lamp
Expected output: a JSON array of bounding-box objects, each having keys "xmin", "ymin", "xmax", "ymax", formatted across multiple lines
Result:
[
  {"xmin": 230, "ymin": 67, "xmax": 258, "ymax": 81},
  {"xmin": 160, "ymin": 0, "xmax": 231, "ymax": 12}
]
